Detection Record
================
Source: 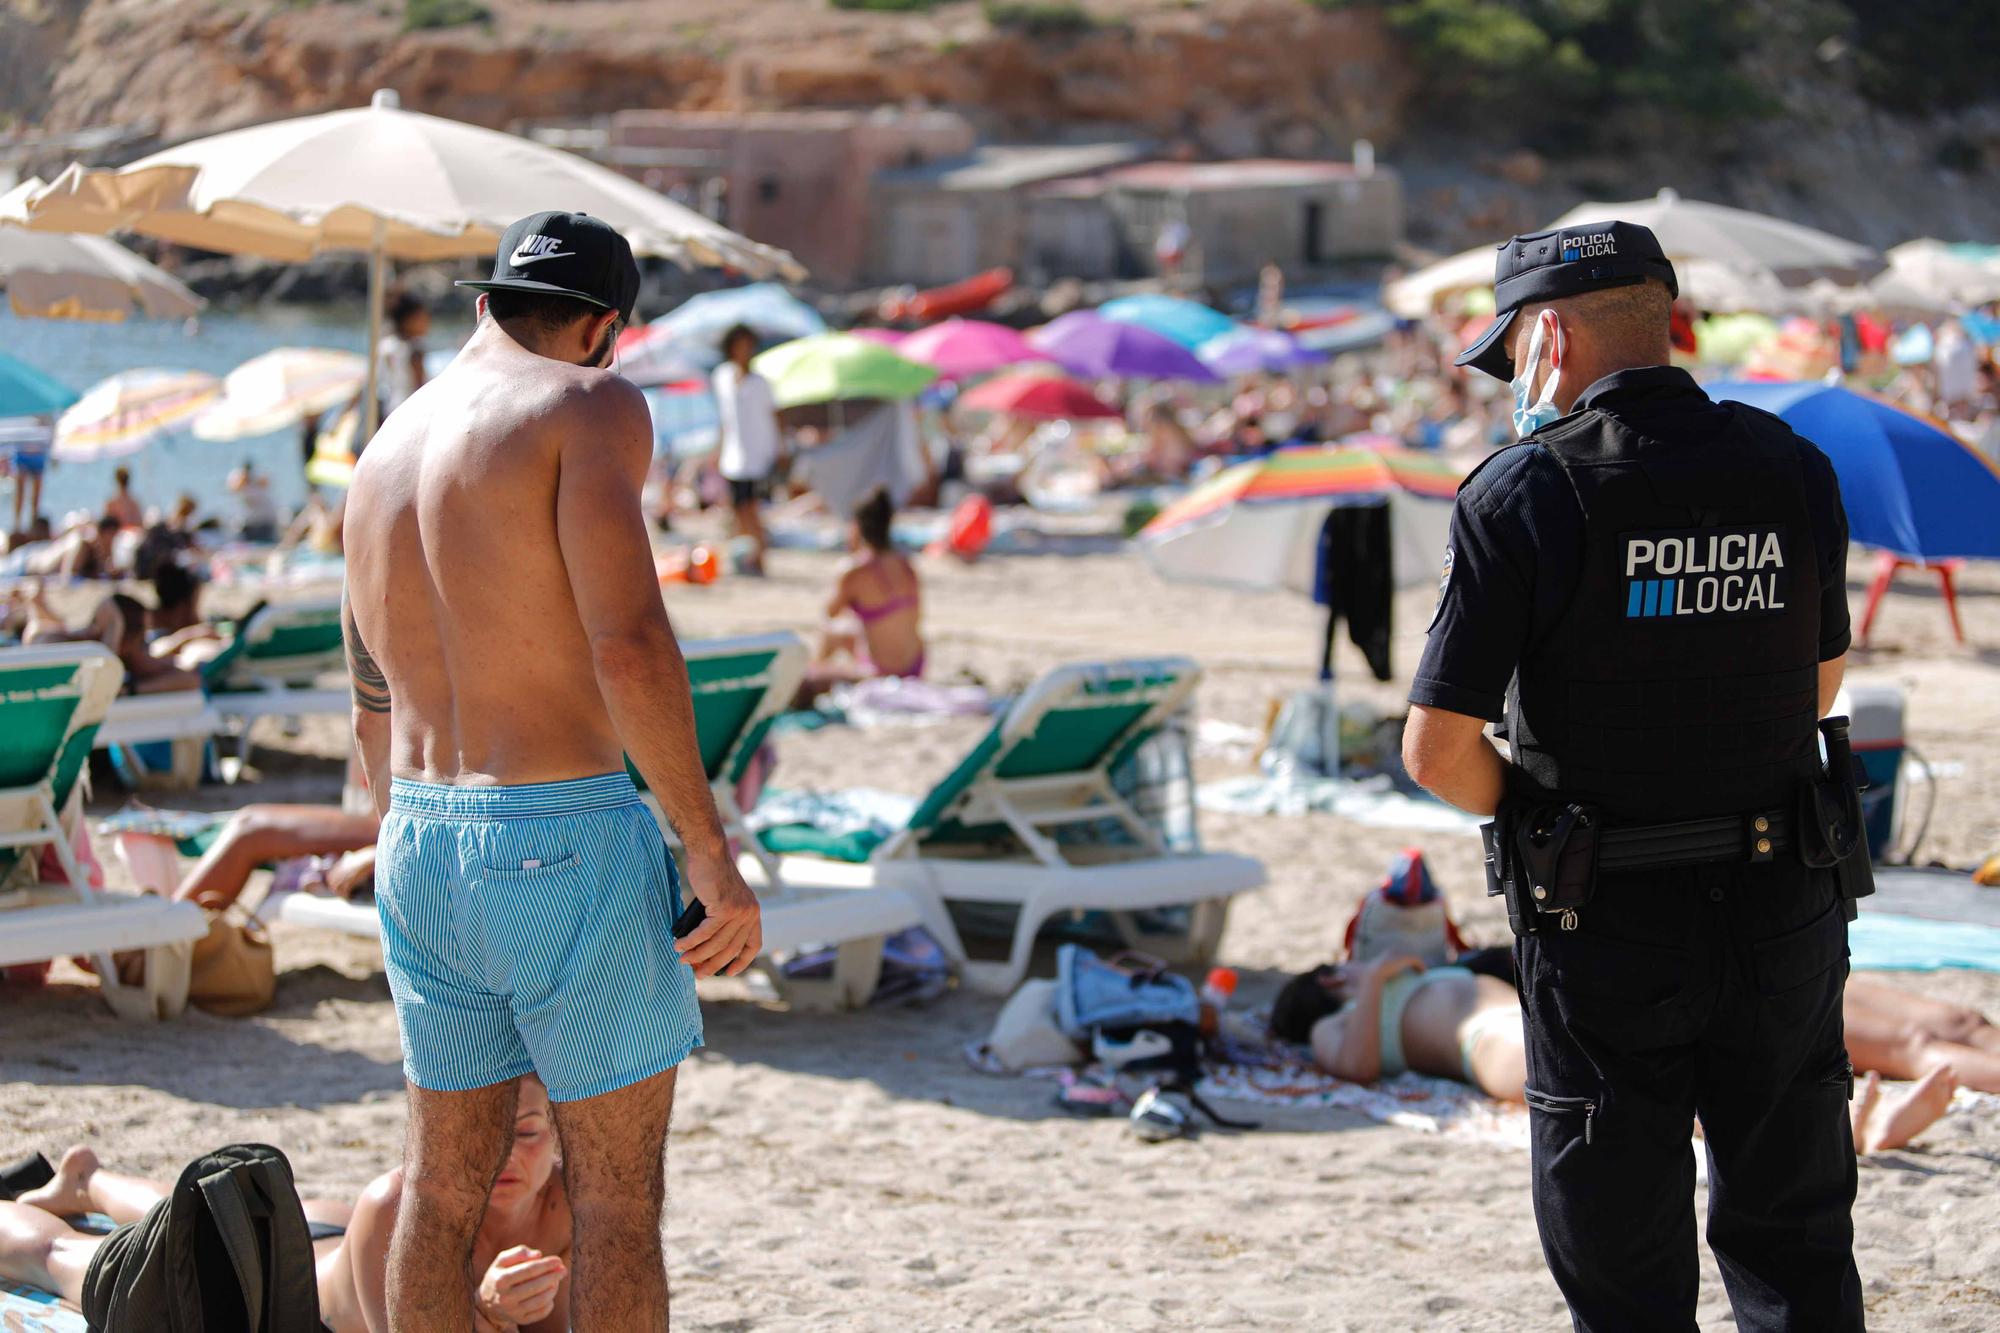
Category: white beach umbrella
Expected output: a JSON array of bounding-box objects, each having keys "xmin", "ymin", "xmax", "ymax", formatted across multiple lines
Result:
[
  {"xmin": 1394, "ymin": 190, "xmax": 1881, "ymax": 322},
  {"xmin": 1549, "ymin": 189, "xmax": 1879, "ymax": 284},
  {"xmin": 1383, "ymin": 245, "xmax": 1495, "ymax": 319},
  {"xmin": 193, "ymin": 347, "xmax": 368, "ymax": 441},
  {"xmin": 1679, "ymin": 259, "xmax": 1825, "ymax": 317},
  {"xmin": 16, "ymin": 89, "xmax": 803, "ymax": 438},
  {"xmin": 1877, "ymin": 240, "xmax": 2000, "ymax": 308},
  {"xmin": 0, "ymin": 178, "xmax": 204, "ymax": 321}
]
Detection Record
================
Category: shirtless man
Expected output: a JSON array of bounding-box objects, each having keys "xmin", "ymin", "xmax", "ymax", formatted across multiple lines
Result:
[
  {"xmin": 342, "ymin": 211, "xmax": 762, "ymax": 1331},
  {"xmin": 0, "ymin": 1079, "xmax": 571, "ymax": 1333}
]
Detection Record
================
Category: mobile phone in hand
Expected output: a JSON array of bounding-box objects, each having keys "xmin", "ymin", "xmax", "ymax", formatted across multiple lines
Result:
[{"xmin": 672, "ymin": 899, "xmax": 706, "ymax": 939}]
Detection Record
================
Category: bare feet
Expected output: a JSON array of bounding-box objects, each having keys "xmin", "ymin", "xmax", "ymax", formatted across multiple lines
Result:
[
  {"xmin": 1849, "ymin": 1070, "xmax": 1882, "ymax": 1148},
  {"xmin": 1853, "ymin": 1066, "xmax": 1959, "ymax": 1153},
  {"xmin": 16, "ymin": 1147, "xmax": 100, "ymax": 1219}
]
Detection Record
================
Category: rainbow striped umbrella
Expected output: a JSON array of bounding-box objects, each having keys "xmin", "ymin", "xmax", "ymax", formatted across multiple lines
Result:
[
  {"xmin": 1139, "ymin": 444, "xmax": 1462, "ymax": 593},
  {"xmin": 54, "ymin": 367, "xmax": 220, "ymax": 461}
]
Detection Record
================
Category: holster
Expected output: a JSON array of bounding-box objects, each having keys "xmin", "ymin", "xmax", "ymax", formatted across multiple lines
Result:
[
  {"xmin": 1484, "ymin": 770, "xmax": 1601, "ymax": 937},
  {"xmin": 1799, "ymin": 715, "xmax": 1875, "ymax": 921}
]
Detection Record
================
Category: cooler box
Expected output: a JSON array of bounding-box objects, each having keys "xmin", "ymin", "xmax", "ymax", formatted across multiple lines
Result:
[{"xmin": 1833, "ymin": 685, "xmax": 1904, "ymax": 860}]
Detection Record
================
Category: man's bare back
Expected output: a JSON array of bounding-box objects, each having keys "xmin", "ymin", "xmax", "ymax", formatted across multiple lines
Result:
[{"xmin": 344, "ymin": 324, "xmax": 635, "ymax": 789}]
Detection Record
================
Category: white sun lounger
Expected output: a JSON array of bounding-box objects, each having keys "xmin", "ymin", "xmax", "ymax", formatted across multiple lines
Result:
[
  {"xmin": 0, "ymin": 643, "xmax": 208, "ymax": 1018},
  {"xmin": 748, "ymin": 656, "xmax": 1265, "ymax": 994}
]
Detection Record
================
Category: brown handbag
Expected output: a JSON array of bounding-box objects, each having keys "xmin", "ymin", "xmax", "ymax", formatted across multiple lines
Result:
[{"xmin": 188, "ymin": 907, "xmax": 276, "ymax": 1016}]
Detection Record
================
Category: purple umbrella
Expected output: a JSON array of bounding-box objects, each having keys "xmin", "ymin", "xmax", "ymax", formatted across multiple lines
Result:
[
  {"xmin": 1027, "ymin": 310, "xmax": 1220, "ymax": 382},
  {"xmin": 1196, "ymin": 326, "xmax": 1327, "ymax": 375}
]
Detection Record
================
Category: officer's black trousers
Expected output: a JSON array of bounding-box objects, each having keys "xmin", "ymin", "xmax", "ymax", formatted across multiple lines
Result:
[{"xmin": 1516, "ymin": 863, "xmax": 1863, "ymax": 1333}]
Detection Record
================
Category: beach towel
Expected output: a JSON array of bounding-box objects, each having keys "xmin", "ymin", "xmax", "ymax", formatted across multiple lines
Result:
[
  {"xmin": 0, "ymin": 1280, "xmax": 86, "ymax": 1333},
  {"xmin": 1867, "ymin": 867, "xmax": 2000, "ymax": 929},
  {"xmin": 1197, "ymin": 773, "xmax": 1486, "ymax": 835},
  {"xmin": 1849, "ymin": 912, "xmax": 2000, "ymax": 973},
  {"xmin": 822, "ymin": 678, "xmax": 994, "ymax": 727},
  {"xmin": 747, "ymin": 787, "xmax": 919, "ymax": 862}
]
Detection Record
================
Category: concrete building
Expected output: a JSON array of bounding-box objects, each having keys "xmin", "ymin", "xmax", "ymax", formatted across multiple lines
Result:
[
  {"xmin": 608, "ymin": 108, "xmax": 976, "ymax": 287},
  {"xmin": 871, "ymin": 151, "xmax": 1401, "ymax": 289},
  {"xmin": 869, "ymin": 142, "xmax": 1145, "ymax": 288},
  {"xmin": 1094, "ymin": 159, "xmax": 1403, "ymax": 287}
]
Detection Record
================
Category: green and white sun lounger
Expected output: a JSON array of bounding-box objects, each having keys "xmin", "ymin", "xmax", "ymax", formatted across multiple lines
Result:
[
  {"xmin": 625, "ymin": 631, "xmax": 924, "ymax": 1008},
  {"xmin": 201, "ymin": 597, "xmax": 350, "ymax": 770},
  {"xmin": 0, "ymin": 643, "xmax": 207, "ymax": 1018},
  {"xmin": 748, "ymin": 656, "xmax": 1265, "ymax": 994},
  {"xmin": 625, "ymin": 632, "xmax": 809, "ymax": 890},
  {"xmin": 267, "ymin": 632, "xmax": 921, "ymax": 1009}
]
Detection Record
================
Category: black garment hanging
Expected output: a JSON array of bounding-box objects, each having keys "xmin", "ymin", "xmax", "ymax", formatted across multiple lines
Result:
[{"xmin": 1315, "ymin": 503, "xmax": 1394, "ymax": 682}]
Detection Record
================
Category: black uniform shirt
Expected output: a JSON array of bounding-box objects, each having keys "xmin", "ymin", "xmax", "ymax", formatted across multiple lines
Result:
[{"xmin": 1410, "ymin": 366, "xmax": 1851, "ymax": 723}]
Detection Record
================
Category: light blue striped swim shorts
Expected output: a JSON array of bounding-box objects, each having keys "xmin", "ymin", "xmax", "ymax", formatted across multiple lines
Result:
[{"xmin": 375, "ymin": 772, "xmax": 703, "ymax": 1103}]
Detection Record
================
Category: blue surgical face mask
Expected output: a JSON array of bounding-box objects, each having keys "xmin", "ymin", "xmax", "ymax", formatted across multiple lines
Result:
[{"xmin": 1510, "ymin": 312, "xmax": 1563, "ymax": 438}]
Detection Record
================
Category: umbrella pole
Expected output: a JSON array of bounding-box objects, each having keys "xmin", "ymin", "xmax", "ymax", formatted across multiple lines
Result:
[{"xmin": 362, "ymin": 221, "xmax": 386, "ymax": 446}]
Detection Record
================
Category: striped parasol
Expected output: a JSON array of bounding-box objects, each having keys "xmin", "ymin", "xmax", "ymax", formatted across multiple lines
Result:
[
  {"xmin": 1146, "ymin": 444, "xmax": 1460, "ymax": 535},
  {"xmin": 1139, "ymin": 444, "xmax": 1463, "ymax": 595},
  {"xmin": 55, "ymin": 367, "xmax": 221, "ymax": 460}
]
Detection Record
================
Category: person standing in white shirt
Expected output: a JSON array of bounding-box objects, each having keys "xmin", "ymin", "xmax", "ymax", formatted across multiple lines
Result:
[
  {"xmin": 712, "ymin": 322, "xmax": 781, "ymax": 574},
  {"xmin": 375, "ymin": 292, "xmax": 431, "ymax": 421}
]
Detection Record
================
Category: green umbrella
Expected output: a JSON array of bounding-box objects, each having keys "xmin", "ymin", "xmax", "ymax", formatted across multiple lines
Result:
[
  {"xmin": 751, "ymin": 333, "xmax": 937, "ymax": 409},
  {"xmin": 0, "ymin": 351, "xmax": 78, "ymax": 418}
]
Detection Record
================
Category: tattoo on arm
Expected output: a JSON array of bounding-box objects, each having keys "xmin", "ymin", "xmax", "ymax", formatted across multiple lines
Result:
[{"xmin": 342, "ymin": 592, "xmax": 391, "ymax": 714}]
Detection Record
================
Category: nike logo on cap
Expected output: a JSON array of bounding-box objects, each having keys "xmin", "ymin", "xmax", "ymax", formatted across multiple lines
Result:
[{"xmin": 510, "ymin": 235, "xmax": 574, "ymax": 266}]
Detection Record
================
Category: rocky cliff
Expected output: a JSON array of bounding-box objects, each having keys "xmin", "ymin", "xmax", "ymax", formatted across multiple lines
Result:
[
  {"xmin": 12, "ymin": 1, "xmax": 1406, "ymax": 149},
  {"xmin": 5, "ymin": 0, "xmax": 1996, "ymax": 256}
]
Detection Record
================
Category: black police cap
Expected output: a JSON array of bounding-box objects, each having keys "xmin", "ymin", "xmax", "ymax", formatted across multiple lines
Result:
[
  {"xmin": 1455, "ymin": 220, "xmax": 1679, "ymax": 381},
  {"xmin": 457, "ymin": 210, "xmax": 641, "ymax": 326}
]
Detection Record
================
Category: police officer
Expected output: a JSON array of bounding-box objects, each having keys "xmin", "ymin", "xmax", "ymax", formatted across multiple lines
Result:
[{"xmin": 1402, "ymin": 221, "xmax": 1864, "ymax": 1332}]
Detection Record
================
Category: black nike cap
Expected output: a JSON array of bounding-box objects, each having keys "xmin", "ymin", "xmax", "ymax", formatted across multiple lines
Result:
[
  {"xmin": 1455, "ymin": 219, "xmax": 1679, "ymax": 381},
  {"xmin": 457, "ymin": 211, "xmax": 641, "ymax": 324}
]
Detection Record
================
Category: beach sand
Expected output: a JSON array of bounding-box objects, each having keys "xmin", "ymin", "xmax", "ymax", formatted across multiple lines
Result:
[{"xmin": 6, "ymin": 540, "xmax": 1999, "ymax": 1330}]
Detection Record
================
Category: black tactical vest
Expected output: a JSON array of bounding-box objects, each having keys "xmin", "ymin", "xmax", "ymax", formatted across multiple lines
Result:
[{"xmin": 1507, "ymin": 402, "xmax": 1823, "ymax": 823}]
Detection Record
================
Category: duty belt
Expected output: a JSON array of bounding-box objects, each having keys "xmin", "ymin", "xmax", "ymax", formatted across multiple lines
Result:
[{"xmin": 1596, "ymin": 807, "xmax": 1792, "ymax": 873}]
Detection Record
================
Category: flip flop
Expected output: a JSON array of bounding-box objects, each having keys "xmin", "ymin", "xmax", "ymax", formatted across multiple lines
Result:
[{"xmin": 0, "ymin": 1152, "xmax": 53, "ymax": 1201}]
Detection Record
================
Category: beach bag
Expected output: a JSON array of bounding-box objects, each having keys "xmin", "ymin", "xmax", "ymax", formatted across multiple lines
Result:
[
  {"xmin": 1342, "ymin": 848, "xmax": 1468, "ymax": 967},
  {"xmin": 986, "ymin": 979, "xmax": 1086, "ymax": 1070},
  {"xmin": 188, "ymin": 908, "xmax": 275, "ymax": 1017},
  {"xmin": 81, "ymin": 1142, "xmax": 321, "ymax": 1333},
  {"xmin": 1260, "ymin": 687, "xmax": 1340, "ymax": 780},
  {"xmin": 1054, "ymin": 944, "xmax": 1199, "ymax": 1041}
]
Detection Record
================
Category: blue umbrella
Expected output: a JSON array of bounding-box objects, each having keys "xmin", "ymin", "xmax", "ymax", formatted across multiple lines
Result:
[
  {"xmin": 1098, "ymin": 294, "xmax": 1239, "ymax": 350},
  {"xmin": 0, "ymin": 351, "xmax": 78, "ymax": 418},
  {"xmin": 1712, "ymin": 380, "xmax": 2000, "ymax": 560},
  {"xmin": 649, "ymin": 283, "xmax": 826, "ymax": 364}
]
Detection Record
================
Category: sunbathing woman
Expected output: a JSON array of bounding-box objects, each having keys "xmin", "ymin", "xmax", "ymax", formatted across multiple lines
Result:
[
  {"xmin": 170, "ymin": 803, "xmax": 380, "ymax": 911},
  {"xmin": 1277, "ymin": 956, "xmax": 1970, "ymax": 1152},
  {"xmin": 801, "ymin": 488, "xmax": 925, "ymax": 703},
  {"xmin": 0, "ymin": 1076, "xmax": 571, "ymax": 1332}
]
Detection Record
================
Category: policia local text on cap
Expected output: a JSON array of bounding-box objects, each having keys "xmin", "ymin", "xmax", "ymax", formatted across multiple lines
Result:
[{"xmin": 1401, "ymin": 220, "xmax": 1873, "ymax": 1332}]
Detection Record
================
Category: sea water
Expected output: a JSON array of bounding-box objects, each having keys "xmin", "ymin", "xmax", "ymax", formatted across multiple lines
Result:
[
  {"xmin": 0, "ymin": 306, "xmax": 467, "ymax": 525},
  {"xmin": 2, "ymin": 306, "xmax": 715, "ymax": 529}
]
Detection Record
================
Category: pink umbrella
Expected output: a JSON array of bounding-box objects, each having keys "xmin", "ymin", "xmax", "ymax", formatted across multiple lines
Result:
[
  {"xmin": 957, "ymin": 372, "xmax": 1122, "ymax": 421},
  {"xmin": 896, "ymin": 318, "xmax": 1039, "ymax": 379}
]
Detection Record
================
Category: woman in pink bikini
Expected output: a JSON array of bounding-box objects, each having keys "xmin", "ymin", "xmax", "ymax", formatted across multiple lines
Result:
[{"xmin": 804, "ymin": 489, "xmax": 925, "ymax": 702}]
